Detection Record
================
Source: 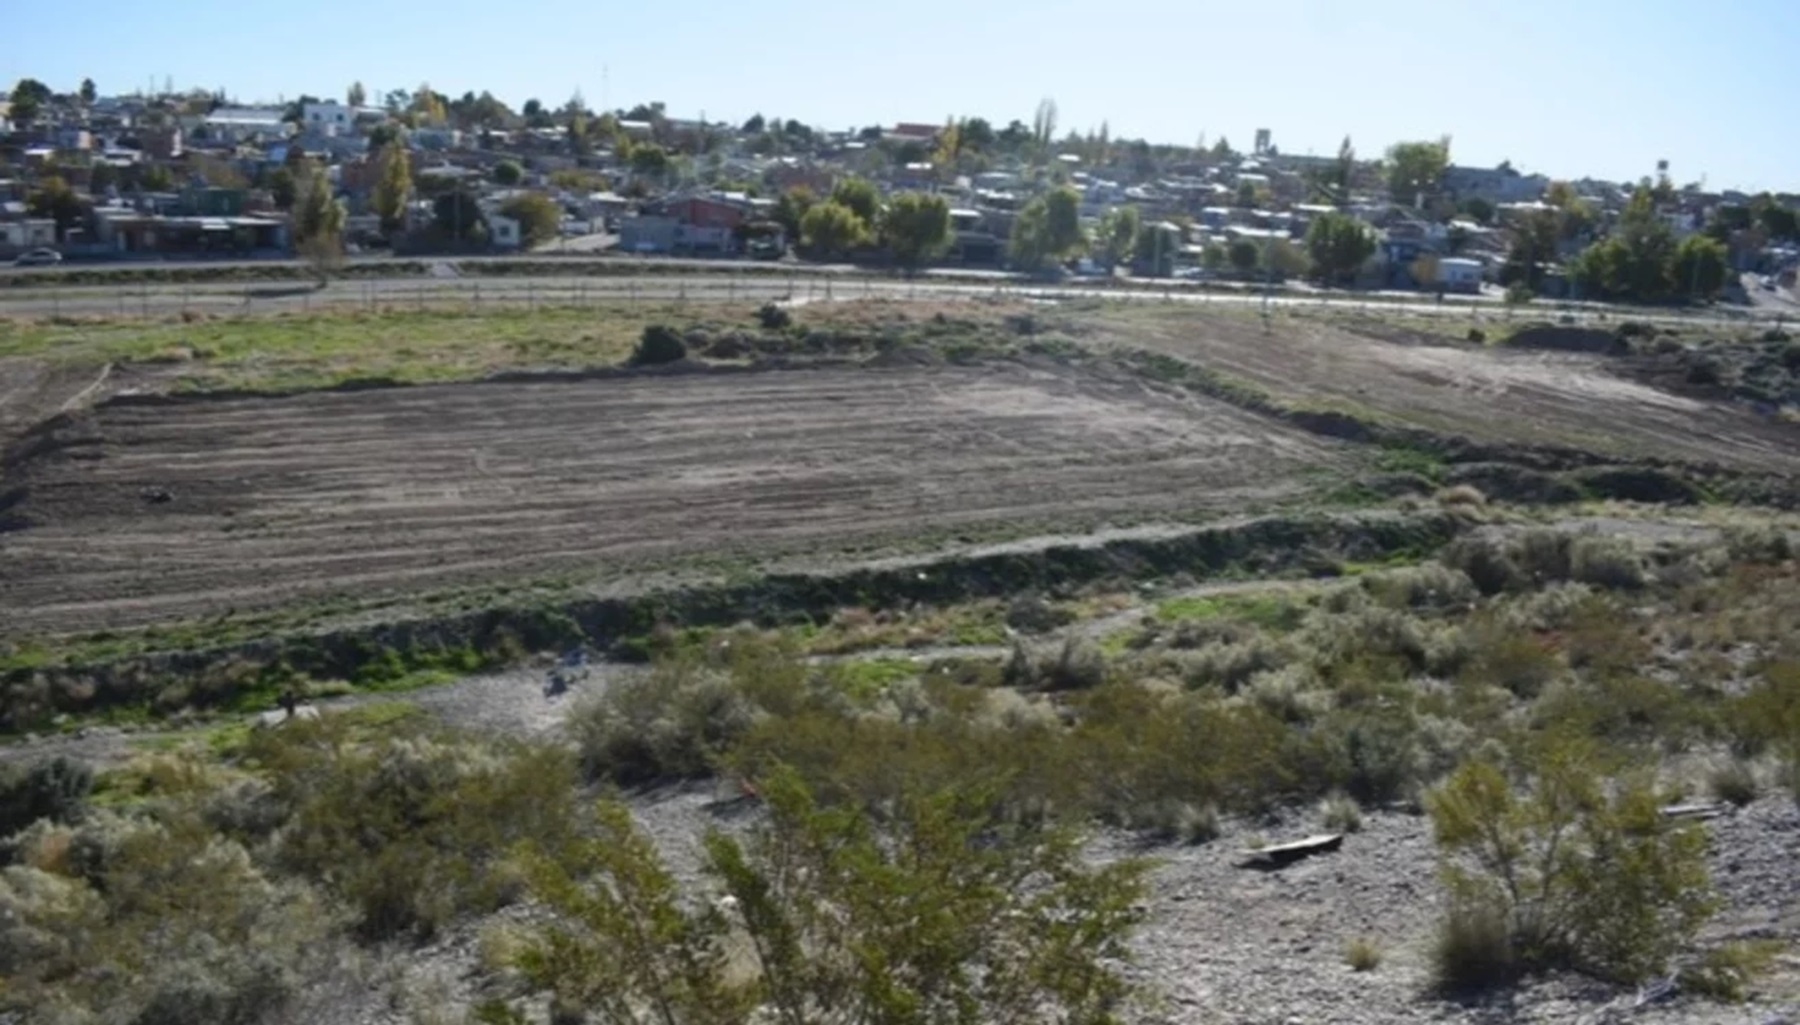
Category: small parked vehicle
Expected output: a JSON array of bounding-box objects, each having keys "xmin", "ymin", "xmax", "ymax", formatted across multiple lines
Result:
[{"xmin": 12, "ymin": 248, "xmax": 62, "ymax": 267}]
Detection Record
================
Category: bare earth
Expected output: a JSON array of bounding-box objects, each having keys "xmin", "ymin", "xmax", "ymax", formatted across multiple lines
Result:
[
  {"xmin": 1090, "ymin": 310, "xmax": 1800, "ymax": 473},
  {"xmin": 0, "ymin": 360, "xmax": 1347, "ymax": 637}
]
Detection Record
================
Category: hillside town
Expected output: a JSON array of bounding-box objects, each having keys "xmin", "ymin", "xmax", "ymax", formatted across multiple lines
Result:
[{"xmin": 3, "ymin": 76, "xmax": 1799, "ymax": 306}]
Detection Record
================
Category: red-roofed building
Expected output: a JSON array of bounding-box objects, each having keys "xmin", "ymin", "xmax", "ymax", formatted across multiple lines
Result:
[{"xmin": 885, "ymin": 122, "xmax": 941, "ymax": 143}]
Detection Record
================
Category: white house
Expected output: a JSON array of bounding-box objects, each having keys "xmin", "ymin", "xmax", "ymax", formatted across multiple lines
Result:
[
  {"xmin": 1438, "ymin": 257, "xmax": 1484, "ymax": 293},
  {"xmin": 487, "ymin": 214, "xmax": 521, "ymax": 249},
  {"xmin": 203, "ymin": 107, "xmax": 288, "ymax": 143},
  {"xmin": 302, "ymin": 100, "xmax": 354, "ymax": 137}
]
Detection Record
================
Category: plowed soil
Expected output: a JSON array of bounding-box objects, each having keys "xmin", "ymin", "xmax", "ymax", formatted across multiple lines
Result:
[
  {"xmin": 0, "ymin": 361, "xmax": 1348, "ymax": 637},
  {"xmin": 1091, "ymin": 308, "xmax": 1800, "ymax": 473}
]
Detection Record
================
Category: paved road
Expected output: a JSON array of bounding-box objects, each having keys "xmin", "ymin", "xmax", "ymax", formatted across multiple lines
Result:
[{"xmin": 0, "ymin": 270, "xmax": 1777, "ymax": 334}]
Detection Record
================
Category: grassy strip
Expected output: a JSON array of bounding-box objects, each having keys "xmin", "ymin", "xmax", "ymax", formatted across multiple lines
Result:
[{"xmin": 0, "ymin": 510, "xmax": 1463, "ymax": 732}]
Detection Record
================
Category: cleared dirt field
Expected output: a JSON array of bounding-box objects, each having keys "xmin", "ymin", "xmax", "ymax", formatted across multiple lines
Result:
[
  {"xmin": 0, "ymin": 360, "xmax": 1349, "ymax": 637},
  {"xmin": 1091, "ymin": 307, "xmax": 1800, "ymax": 473}
]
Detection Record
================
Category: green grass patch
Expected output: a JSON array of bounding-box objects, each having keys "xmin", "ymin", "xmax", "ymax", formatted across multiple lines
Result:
[
  {"xmin": 821, "ymin": 657, "xmax": 922, "ymax": 703},
  {"xmin": 1153, "ymin": 591, "xmax": 1309, "ymax": 632}
]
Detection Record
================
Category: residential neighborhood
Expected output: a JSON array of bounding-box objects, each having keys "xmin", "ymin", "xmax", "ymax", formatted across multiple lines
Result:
[{"xmin": 3, "ymin": 75, "xmax": 1798, "ymax": 306}]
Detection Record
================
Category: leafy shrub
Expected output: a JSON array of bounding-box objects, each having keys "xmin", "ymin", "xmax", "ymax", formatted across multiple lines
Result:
[
  {"xmin": 1707, "ymin": 759, "xmax": 1758, "ymax": 808},
  {"xmin": 0, "ymin": 811, "xmax": 343, "ymax": 1024},
  {"xmin": 1321, "ymin": 791, "xmax": 1363, "ymax": 833},
  {"xmin": 1678, "ymin": 940, "xmax": 1785, "ymax": 1002},
  {"xmin": 1345, "ymin": 936, "xmax": 1383, "ymax": 972},
  {"xmin": 1722, "ymin": 523, "xmax": 1794, "ymax": 564},
  {"xmin": 568, "ymin": 661, "xmax": 754, "ymax": 784},
  {"xmin": 1427, "ymin": 746, "xmax": 1716, "ymax": 988},
  {"xmin": 256, "ymin": 720, "xmax": 578, "ymax": 940},
  {"xmin": 1005, "ymin": 636, "xmax": 1108, "ymax": 691},
  {"xmin": 755, "ymin": 301, "xmax": 792, "ymax": 330},
  {"xmin": 0, "ymin": 756, "xmax": 92, "ymax": 838},
  {"xmin": 1439, "ymin": 534, "xmax": 1524, "ymax": 596},
  {"xmin": 1460, "ymin": 630, "xmax": 1562, "ymax": 698},
  {"xmin": 1514, "ymin": 529, "xmax": 1575, "ymax": 584},
  {"xmin": 1434, "ymin": 891, "xmax": 1518, "ymax": 991},
  {"xmin": 1129, "ymin": 798, "xmax": 1222, "ymax": 844},
  {"xmin": 1005, "ymin": 591, "xmax": 1073, "ymax": 633},
  {"xmin": 631, "ymin": 324, "xmax": 688, "ymax": 365},
  {"xmin": 1568, "ymin": 536, "xmax": 1647, "ymax": 590},
  {"xmin": 1435, "ymin": 484, "xmax": 1487, "ymax": 508},
  {"xmin": 1363, "ymin": 563, "xmax": 1478, "ymax": 611},
  {"xmin": 1466, "ymin": 328, "xmax": 1486, "ymax": 344},
  {"xmin": 508, "ymin": 771, "xmax": 1149, "ymax": 1025}
]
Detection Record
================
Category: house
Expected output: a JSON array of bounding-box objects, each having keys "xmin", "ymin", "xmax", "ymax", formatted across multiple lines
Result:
[
  {"xmin": 487, "ymin": 213, "xmax": 521, "ymax": 249},
  {"xmin": 1437, "ymin": 256, "xmax": 1484, "ymax": 293},
  {"xmin": 301, "ymin": 101, "xmax": 355, "ymax": 137},
  {"xmin": 1443, "ymin": 165, "xmax": 1548, "ymax": 205},
  {"xmin": 948, "ymin": 208, "xmax": 999, "ymax": 265},
  {"xmin": 884, "ymin": 122, "xmax": 940, "ymax": 144},
  {"xmin": 203, "ymin": 108, "xmax": 289, "ymax": 144},
  {"xmin": 91, "ymin": 206, "xmax": 288, "ymax": 255},
  {"xmin": 621, "ymin": 194, "xmax": 748, "ymax": 254},
  {"xmin": 0, "ymin": 219, "xmax": 57, "ymax": 255}
]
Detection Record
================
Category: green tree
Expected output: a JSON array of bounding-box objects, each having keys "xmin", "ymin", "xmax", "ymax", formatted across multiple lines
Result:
[
  {"xmin": 800, "ymin": 199, "xmax": 870, "ymax": 258},
  {"xmin": 347, "ymin": 80, "xmax": 366, "ymax": 108},
  {"xmin": 1669, "ymin": 234, "xmax": 1728, "ymax": 301},
  {"xmin": 1228, "ymin": 238, "xmax": 1260, "ymax": 275},
  {"xmin": 1427, "ymin": 745, "xmax": 1715, "ymax": 988},
  {"xmin": 366, "ymin": 121, "xmax": 403, "ymax": 149},
  {"xmin": 1009, "ymin": 186, "xmax": 1085, "ymax": 271},
  {"xmin": 409, "ymin": 82, "xmax": 446, "ymax": 125},
  {"xmin": 1385, "ymin": 138, "xmax": 1450, "ymax": 208},
  {"xmin": 268, "ymin": 165, "xmax": 298, "ymax": 210},
  {"xmin": 629, "ymin": 142, "xmax": 671, "ymax": 183},
  {"xmin": 8, "ymin": 78, "xmax": 51, "ymax": 124},
  {"xmin": 371, "ymin": 141, "xmax": 411, "ymax": 235},
  {"xmin": 1502, "ymin": 209, "xmax": 1560, "ymax": 290},
  {"xmin": 510, "ymin": 770, "xmax": 1148, "ymax": 1025},
  {"xmin": 828, "ymin": 176, "xmax": 880, "ymax": 231},
  {"xmin": 742, "ymin": 112, "xmax": 766, "ymax": 134},
  {"xmin": 881, "ymin": 191, "xmax": 951, "ymax": 269},
  {"xmin": 432, "ymin": 189, "xmax": 487, "ymax": 246},
  {"xmin": 292, "ymin": 163, "xmax": 346, "ymax": 278},
  {"xmin": 492, "ymin": 159, "xmax": 523, "ymax": 186},
  {"xmin": 1458, "ymin": 196, "xmax": 1495, "ymax": 225},
  {"xmin": 1200, "ymin": 242, "xmax": 1227, "ymax": 273},
  {"xmin": 1031, "ymin": 97, "xmax": 1059, "ymax": 158},
  {"xmin": 1210, "ymin": 136, "xmax": 1233, "ymax": 160},
  {"xmin": 1095, "ymin": 204, "xmax": 1140, "ymax": 268},
  {"xmin": 78, "ymin": 77, "xmax": 96, "ymax": 106},
  {"xmin": 1133, "ymin": 219, "xmax": 1182, "ymax": 276},
  {"xmin": 959, "ymin": 116, "xmax": 996, "ymax": 151},
  {"xmin": 500, "ymin": 192, "xmax": 562, "ymax": 248},
  {"xmin": 1756, "ymin": 198, "xmax": 1799, "ymax": 241},
  {"xmin": 772, "ymin": 185, "xmax": 815, "ymax": 244},
  {"xmin": 1265, "ymin": 238, "xmax": 1311, "ymax": 279},
  {"xmin": 27, "ymin": 176, "xmax": 86, "ymax": 241},
  {"xmin": 1305, "ymin": 210, "xmax": 1375, "ymax": 284},
  {"xmin": 1569, "ymin": 187, "xmax": 1675, "ymax": 302},
  {"xmin": 140, "ymin": 163, "xmax": 174, "ymax": 192}
]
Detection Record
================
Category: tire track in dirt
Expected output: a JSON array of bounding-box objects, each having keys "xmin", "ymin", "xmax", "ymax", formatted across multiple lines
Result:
[{"xmin": 0, "ymin": 362, "xmax": 1353, "ymax": 637}]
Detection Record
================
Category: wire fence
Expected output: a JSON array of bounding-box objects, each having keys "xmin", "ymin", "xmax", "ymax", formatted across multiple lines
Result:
[{"xmin": 0, "ymin": 271, "xmax": 1787, "ymax": 336}]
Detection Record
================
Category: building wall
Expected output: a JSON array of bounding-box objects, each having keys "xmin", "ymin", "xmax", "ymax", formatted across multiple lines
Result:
[{"xmin": 303, "ymin": 102, "xmax": 353, "ymax": 137}]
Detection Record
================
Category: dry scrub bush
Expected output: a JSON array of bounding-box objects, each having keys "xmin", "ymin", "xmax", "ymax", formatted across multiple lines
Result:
[
  {"xmin": 568, "ymin": 660, "xmax": 755, "ymax": 785},
  {"xmin": 1707, "ymin": 759, "xmax": 1759, "ymax": 807},
  {"xmin": 0, "ymin": 755, "xmax": 92, "ymax": 838},
  {"xmin": 1362, "ymin": 563, "xmax": 1479, "ymax": 611},
  {"xmin": 1427, "ymin": 745, "xmax": 1716, "ymax": 991},
  {"xmin": 1344, "ymin": 936, "xmax": 1383, "ymax": 972},
  {"xmin": 1569, "ymin": 536, "xmax": 1648, "ymax": 590},
  {"xmin": 1004, "ymin": 636, "xmax": 1108, "ymax": 691},
  {"xmin": 505, "ymin": 769, "xmax": 1148, "ymax": 1025},
  {"xmin": 1321, "ymin": 791, "xmax": 1364, "ymax": 833},
  {"xmin": 252, "ymin": 719, "xmax": 578, "ymax": 940},
  {"xmin": 0, "ymin": 810, "xmax": 343, "ymax": 1024}
]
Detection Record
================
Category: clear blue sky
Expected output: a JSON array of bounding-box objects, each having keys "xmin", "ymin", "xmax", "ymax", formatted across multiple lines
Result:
[{"xmin": 8, "ymin": 0, "xmax": 1797, "ymax": 192}]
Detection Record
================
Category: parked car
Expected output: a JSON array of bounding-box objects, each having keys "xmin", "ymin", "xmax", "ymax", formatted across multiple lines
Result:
[{"xmin": 12, "ymin": 248, "xmax": 62, "ymax": 267}]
